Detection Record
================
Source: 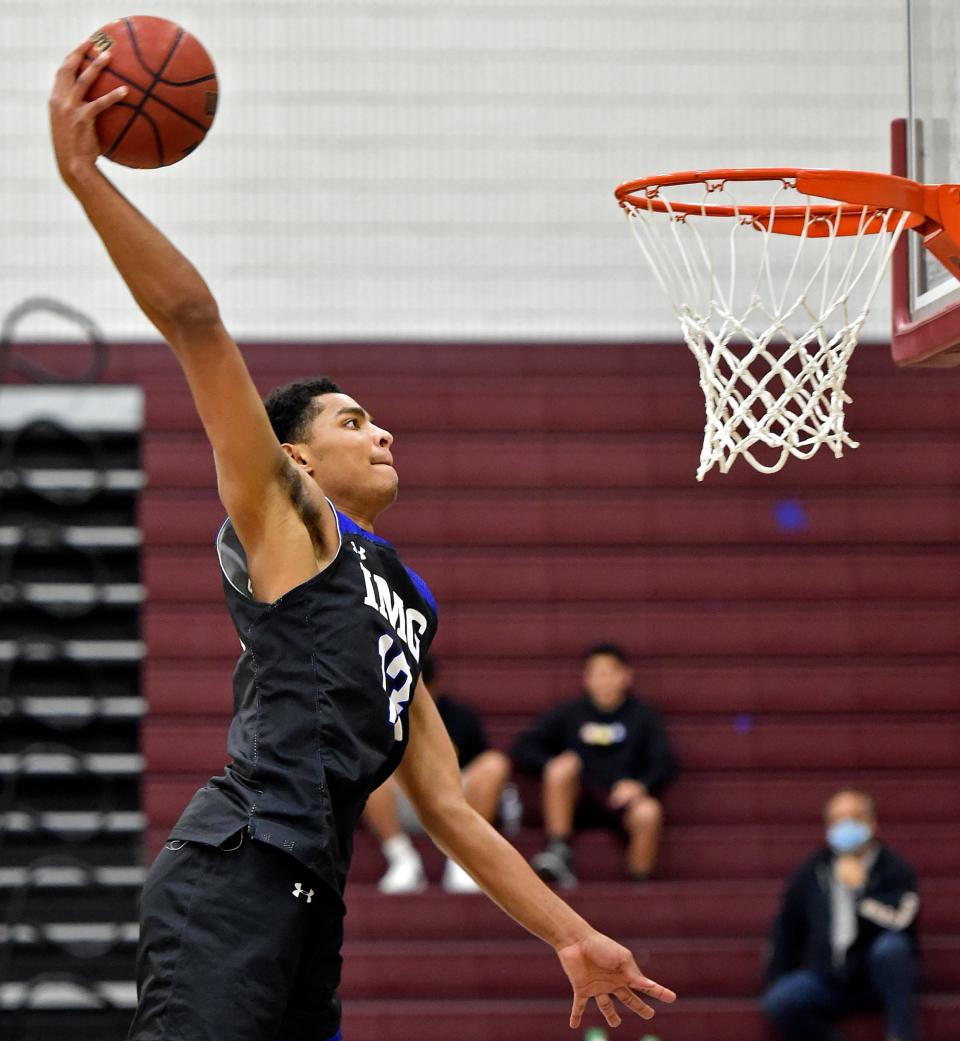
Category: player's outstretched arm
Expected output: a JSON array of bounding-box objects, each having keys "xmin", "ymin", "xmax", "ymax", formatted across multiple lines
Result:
[
  {"xmin": 395, "ymin": 685, "xmax": 677, "ymax": 1030},
  {"xmin": 48, "ymin": 42, "xmax": 333, "ymax": 570}
]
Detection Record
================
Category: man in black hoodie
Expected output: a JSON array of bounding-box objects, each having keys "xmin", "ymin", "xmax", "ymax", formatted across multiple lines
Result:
[
  {"xmin": 761, "ymin": 788, "xmax": 920, "ymax": 1041},
  {"xmin": 511, "ymin": 643, "xmax": 678, "ymax": 887}
]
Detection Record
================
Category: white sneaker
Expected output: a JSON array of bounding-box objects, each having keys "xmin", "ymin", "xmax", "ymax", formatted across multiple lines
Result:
[
  {"xmin": 442, "ymin": 858, "xmax": 481, "ymax": 893},
  {"xmin": 377, "ymin": 854, "xmax": 427, "ymax": 894}
]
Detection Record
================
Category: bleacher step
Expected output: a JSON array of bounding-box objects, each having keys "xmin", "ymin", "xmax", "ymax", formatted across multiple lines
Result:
[{"xmin": 340, "ymin": 994, "xmax": 960, "ymax": 1041}]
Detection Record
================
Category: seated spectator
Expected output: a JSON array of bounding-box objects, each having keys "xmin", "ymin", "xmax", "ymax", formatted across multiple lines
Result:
[
  {"xmin": 511, "ymin": 642, "xmax": 678, "ymax": 888},
  {"xmin": 364, "ymin": 654, "xmax": 512, "ymax": 893},
  {"xmin": 761, "ymin": 788, "xmax": 920, "ymax": 1041}
]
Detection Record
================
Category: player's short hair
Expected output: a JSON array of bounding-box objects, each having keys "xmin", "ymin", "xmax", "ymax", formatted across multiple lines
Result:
[
  {"xmin": 263, "ymin": 377, "xmax": 344, "ymax": 444},
  {"xmin": 582, "ymin": 642, "xmax": 629, "ymax": 667}
]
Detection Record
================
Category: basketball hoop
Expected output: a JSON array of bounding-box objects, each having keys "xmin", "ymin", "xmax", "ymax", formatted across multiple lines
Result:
[{"xmin": 614, "ymin": 168, "xmax": 959, "ymax": 480}]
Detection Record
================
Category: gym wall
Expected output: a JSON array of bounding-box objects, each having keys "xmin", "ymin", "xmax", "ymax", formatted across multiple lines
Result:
[{"xmin": 4, "ymin": 0, "xmax": 904, "ymax": 341}]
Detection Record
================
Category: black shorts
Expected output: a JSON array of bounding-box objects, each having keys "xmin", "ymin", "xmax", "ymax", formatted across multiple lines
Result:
[
  {"xmin": 575, "ymin": 782, "xmax": 628, "ymax": 833},
  {"xmin": 127, "ymin": 829, "xmax": 344, "ymax": 1041}
]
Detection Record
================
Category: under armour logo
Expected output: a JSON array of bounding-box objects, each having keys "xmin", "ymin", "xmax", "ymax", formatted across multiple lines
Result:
[
  {"xmin": 349, "ymin": 541, "xmax": 367, "ymax": 561},
  {"xmin": 292, "ymin": 882, "xmax": 314, "ymax": 903}
]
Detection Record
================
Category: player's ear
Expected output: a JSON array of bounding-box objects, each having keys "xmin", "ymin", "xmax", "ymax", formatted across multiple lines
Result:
[{"xmin": 281, "ymin": 442, "xmax": 313, "ymax": 473}]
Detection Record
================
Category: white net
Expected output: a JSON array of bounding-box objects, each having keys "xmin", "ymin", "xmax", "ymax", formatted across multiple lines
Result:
[{"xmin": 621, "ymin": 175, "xmax": 913, "ymax": 480}]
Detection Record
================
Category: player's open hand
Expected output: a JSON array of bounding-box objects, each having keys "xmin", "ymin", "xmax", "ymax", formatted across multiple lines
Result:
[
  {"xmin": 49, "ymin": 40, "xmax": 127, "ymax": 180},
  {"xmin": 557, "ymin": 930, "xmax": 676, "ymax": 1029}
]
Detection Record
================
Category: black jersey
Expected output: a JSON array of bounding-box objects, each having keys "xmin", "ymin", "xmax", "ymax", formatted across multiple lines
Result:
[
  {"xmin": 435, "ymin": 695, "xmax": 488, "ymax": 769},
  {"xmin": 167, "ymin": 501, "xmax": 438, "ymax": 897}
]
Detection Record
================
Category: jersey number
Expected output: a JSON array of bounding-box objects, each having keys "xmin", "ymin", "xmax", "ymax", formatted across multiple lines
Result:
[{"xmin": 377, "ymin": 634, "xmax": 412, "ymax": 741}]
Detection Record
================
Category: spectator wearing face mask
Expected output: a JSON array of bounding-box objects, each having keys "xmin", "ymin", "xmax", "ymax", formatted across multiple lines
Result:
[{"xmin": 761, "ymin": 788, "xmax": 920, "ymax": 1041}]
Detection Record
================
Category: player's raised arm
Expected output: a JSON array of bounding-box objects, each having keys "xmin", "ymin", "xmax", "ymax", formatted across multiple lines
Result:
[
  {"xmin": 395, "ymin": 683, "xmax": 677, "ymax": 1030},
  {"xmin": 48, "ymin": 42, "xmax": 329, "ymax": 561}
]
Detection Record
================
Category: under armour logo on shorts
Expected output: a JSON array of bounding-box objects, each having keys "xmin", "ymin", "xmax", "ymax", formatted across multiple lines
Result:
[{"xmin": 292, "ymin": 882, "xmax": 314, "ymax": 903}]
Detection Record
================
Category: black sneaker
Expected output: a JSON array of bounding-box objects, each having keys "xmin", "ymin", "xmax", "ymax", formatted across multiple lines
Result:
[{"xmin": 531, "ymin": 845, "xmax": 578, "ymax": 890}]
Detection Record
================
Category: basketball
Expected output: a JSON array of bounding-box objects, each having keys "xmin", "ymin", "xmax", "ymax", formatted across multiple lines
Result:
[{"xmin": 81, "ymin": 16, "xmax": 218, "ymax": 169}]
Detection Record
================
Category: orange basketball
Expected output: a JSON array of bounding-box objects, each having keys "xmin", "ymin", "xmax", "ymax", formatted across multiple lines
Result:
[{"xmin": 81, "ymin": 16, "xmax": 218, "ymax": 169}]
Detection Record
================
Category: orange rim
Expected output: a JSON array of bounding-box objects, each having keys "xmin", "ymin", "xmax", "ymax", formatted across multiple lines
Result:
[{"xmin": 614, "ymin": 167, "xmax": 930, "ymax": 235}]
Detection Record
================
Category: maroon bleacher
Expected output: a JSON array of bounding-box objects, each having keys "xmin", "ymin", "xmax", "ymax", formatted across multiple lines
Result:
[{"xmin": 124, "ymin": 340, "xmax": 960, "ymax": 1040}]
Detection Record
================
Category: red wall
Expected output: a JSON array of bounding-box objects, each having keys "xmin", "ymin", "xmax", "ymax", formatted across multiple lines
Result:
[{"xmin": 25, "ymin": 338, "xmax": 955, "ymax": 1040}]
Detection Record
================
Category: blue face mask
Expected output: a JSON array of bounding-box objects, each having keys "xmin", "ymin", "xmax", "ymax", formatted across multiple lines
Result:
[{"xmin": 827, "ymin": 817, "xmax": 873, "ymax": 854}]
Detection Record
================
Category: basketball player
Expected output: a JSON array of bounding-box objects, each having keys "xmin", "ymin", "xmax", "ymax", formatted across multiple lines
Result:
[{"xmin": 49, "ymin": 42, "xmax": 677, "ymax": 1041}]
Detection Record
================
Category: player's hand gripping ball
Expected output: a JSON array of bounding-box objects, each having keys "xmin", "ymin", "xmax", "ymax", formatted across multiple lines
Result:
[{"xmin": 80, "ymin": 15, "xmax": 217, "ymax": 168}]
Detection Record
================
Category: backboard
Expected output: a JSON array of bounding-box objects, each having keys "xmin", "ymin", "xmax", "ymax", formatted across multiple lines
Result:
[{"xmin": 892, "ymin": 0, "xmax": 960, "ymax": 365}]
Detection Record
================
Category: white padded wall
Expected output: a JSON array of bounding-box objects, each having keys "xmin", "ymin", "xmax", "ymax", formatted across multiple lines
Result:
[{"xmin": 3, "ymin": 0, "xmax": 905, "ymax": 340}]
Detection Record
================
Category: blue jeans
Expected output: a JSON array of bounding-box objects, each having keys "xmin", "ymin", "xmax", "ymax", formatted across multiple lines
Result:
[{"xmin": 761, "ymin": 932, "xmax": 919, "ymax": 1041}]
